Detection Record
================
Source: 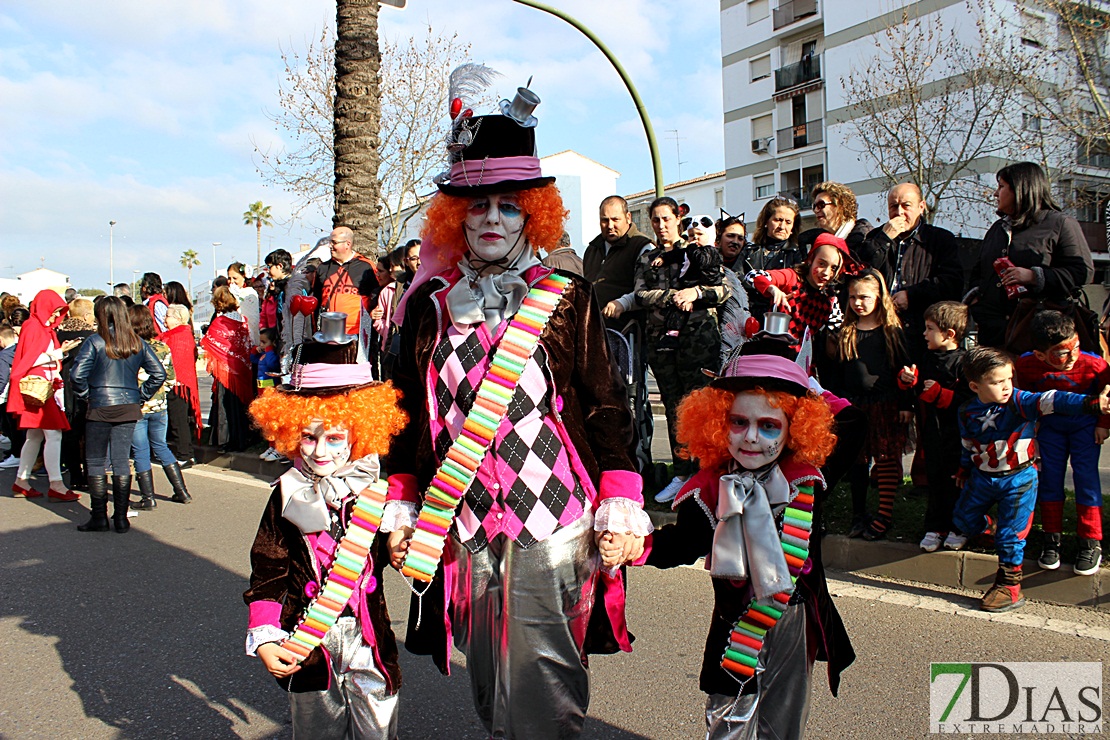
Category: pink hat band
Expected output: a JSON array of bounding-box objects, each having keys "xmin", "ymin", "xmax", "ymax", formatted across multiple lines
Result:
[
  {"xmin": 290, "ymin": 362, "xmax": 375, "ymax": 391},
  {"xmin": 719, "ymin": 354, "xmax": 809, "ymax": 392},
  {"xmin": 448, "ymin": 155, "xmax": 543, "ymax": 188}
]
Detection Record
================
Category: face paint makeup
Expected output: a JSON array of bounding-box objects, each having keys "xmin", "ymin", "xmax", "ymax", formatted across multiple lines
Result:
[
  {"xmin": 463, "ymin": 193, "xmax": 527, "ymax": 265},
  {"xmin": 727, "ymin": 392, "xmax": 790, "ymax": 470},
  {"xmin": 298, "ymin": 421, "xmax": 352, "ymax": 477}
]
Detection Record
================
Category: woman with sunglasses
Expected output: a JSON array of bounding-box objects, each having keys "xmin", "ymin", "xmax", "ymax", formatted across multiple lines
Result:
[{"xmin": 803, "ymin": 182, "xmax": 872, "ymax": 257}]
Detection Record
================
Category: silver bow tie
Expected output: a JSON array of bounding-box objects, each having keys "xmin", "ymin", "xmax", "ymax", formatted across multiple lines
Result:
[
  {"xmin": 445, "ymin": 249, "xmax": 541, "ymax": 329},
  {"xmin": 711, "ymin": 466, "xmax": 795, "ymax": 605},
  {"xmin": 279, "ymin": 454, "xmax": 381, "ymax": 533}
]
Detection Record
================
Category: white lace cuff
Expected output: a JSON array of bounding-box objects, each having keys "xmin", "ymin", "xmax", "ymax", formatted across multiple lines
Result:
[
  {"xmin": 245, "ymin": 625, "xmax": 289, "ymax": 657},
  {"xmin": 379, "ymin": 501, "xmax": 418, "ymax": 533},
  {"xmin": 593, "ymin": 497, "xmax": 654, "ymax": 536}
]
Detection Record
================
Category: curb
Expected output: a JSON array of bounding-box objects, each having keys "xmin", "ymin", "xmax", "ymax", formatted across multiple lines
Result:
[
  {"xmin": 197, "ymin": 453, "xmax": 1107, "ymax": 611},
  {"xmin": 195, "ymin": 446, "xmax": 291, "ymax": 480},
  {"xmin": 645, "ymin": 510, "xmax": 1107, "ymax": 611}
]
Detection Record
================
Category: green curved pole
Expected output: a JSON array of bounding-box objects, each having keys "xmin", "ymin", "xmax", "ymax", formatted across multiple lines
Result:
[{"xmin": 511, "ymin": 0, "xmax": 664, "ymax": 198}]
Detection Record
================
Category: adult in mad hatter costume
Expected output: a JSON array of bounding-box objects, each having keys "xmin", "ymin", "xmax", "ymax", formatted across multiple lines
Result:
[
  {"xmin": 385, "ymin": 70, "xmax": 652, "ymax": 738},
  {"xmin": 243, "ymin": 312, "xmax": 411, "ymax": 739}
]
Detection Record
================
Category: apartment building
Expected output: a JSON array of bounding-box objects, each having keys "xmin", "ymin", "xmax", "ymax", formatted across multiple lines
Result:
[{"xmin": 721, "ymin": 0, "xmax": 1110, "ymax": 251}]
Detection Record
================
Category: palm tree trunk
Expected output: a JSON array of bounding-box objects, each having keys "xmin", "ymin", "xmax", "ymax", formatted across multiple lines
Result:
[
  {"xmin": 256, "ymin": 221, "xmax": 262, "ymax": 268},
  {"xmin": 334, "ymin": 0, "xmax": 381, "ymax": 256},
  {"xmin": 187, "ymin": 267, "xmax": 193, "ymax": 299}
]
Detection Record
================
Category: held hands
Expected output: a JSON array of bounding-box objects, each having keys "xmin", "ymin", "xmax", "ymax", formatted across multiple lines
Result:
[
  {"xmin": 673, "ymin": 288, "xmax": 698, "ymax": 312},
  {"xmin": 387, "ymin": 527, "xmax": 415, "ymax": 571},
  {"xmin": 1098, "ymin": 386, "xmax": 1110, "ymax": 415},
  {"xmin": 595, "ymin": 530, "xmax": 645, "ymax": 568},
  {"xmin": 256, "ymin": 642, "xmax": 302, "ymax": 679}
]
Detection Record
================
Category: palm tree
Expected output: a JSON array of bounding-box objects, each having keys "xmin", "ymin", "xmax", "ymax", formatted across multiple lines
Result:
[
  {"xmin": 242, "ymin": 201, "xmax": 274, "ymax": 267},
  {"xmin": 179, "ymin": 249, "xmax": 201, "ymax": 298},
  {"xmin": 334, "ymin": 0, "xmax": 381, "ymax": 254}
]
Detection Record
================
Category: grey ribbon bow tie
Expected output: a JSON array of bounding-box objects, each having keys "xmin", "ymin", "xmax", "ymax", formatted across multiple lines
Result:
[
  {"xmin": 279, "ymin": 454, "xmax": 381, "ymax": 533},
  {"xmin": 711, "ymin": 466, "xmax": 795, "ymax": 605},
  {"xmin": 445, "ymin": 250, "xmax": 541, "ymax": 329}
]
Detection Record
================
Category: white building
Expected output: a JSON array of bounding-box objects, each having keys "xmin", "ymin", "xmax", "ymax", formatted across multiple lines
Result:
[
  {"xmin": 720, "ymin": 0, "xmax": 1110, "ymax": 251},
  {"xmin": 624, "ymin": 172, "xmax": 728, "ymax": 238},
  {"xmin": 0, "ymin": 268, "xmax": 71, "ymax": 305}
]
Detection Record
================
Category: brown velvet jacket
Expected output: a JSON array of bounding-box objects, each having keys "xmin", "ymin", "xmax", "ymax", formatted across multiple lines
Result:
[
  {"xmin": 385, "ymin": 265, "xmax": 639, "ymax": 672},
  {"xmin": 243, "ymin": 486, "xmax": 401, "ymax": 693}
]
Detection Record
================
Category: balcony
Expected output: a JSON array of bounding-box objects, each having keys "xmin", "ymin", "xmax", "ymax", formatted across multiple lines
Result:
[
  {"xmin": 1078, "ymin": 145, "xmax": 1110, "ymax": 169},
  {"xmin": 773, "ymin": 0, "xmax": 818, "ymax": 30},
  {"xmin": 775, "ymin": 54, "xmax": 821, "ymax": 93},
  {"xmin": 781, "ymin": 187, "xmax": 813, "ymax": 210},
  {"xmin": 776, "ymin": 120, "xmax": 823, "ymax": 152}
]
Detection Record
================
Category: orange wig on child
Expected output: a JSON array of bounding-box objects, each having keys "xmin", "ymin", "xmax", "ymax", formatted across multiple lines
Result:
[
  {"xmin": 421, "ymin": 184, "xmax": 568, "ymax": 266},
  {"xmin": 249, "ymin": 383, "xmax": 408, "ymax": 461},
  {"xmin": 675, "ymin": 386, "xmax": 836, "ymax": 472}
]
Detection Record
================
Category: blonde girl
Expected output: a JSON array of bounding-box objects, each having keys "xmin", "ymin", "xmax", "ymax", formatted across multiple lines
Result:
[{"xmin": 816, "ymin": 269, "xmax": 911, "ymax": 540}]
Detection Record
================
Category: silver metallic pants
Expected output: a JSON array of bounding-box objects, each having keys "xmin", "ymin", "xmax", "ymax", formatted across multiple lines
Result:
[
  {"xmin": 704, "ymin": 601, "xmax": 812, "ymax": 740},
  {"xmin": 451, "ymin": 513, "xmax": 598, "ymax": 739},
  {"xmin": 288, "ymin": 616, "xmax": 399, "ymax": 740}
]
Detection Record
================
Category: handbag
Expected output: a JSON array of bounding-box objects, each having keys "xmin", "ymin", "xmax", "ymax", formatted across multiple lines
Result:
[
  {"xmin": 19, "ymin": 375, "xmax": 53, "ymax": 408},
  {"xmin": 1004, "ymin": 291, "xmax": 1106, "ymax": 359}
]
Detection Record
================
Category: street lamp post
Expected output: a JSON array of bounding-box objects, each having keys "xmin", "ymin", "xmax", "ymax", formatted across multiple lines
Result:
[
  {"xmin": 109, "ymin": 220, "xmax": 117, "ymax": 287},
  {"xmin": 132, "ymin": 270, "xmax": 141, "ymax": 299},
  {"xmin": 212, "ymin": 242, "xmax": 222, "ymax": 279}
]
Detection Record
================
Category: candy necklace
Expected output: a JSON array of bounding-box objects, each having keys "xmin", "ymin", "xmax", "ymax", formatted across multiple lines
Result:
[
  {"xmin": 720, "ymin": 483, "xmax": 814, "ymax": 683},
  {"xmin": 401, "ymin": 273, "xmax": 571, "ymax": 582},
  {"xmin": 279, "ymin": 479, "xmax": 389, "ymax": 663}
]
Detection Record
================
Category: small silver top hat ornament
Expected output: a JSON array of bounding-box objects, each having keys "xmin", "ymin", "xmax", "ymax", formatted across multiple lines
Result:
[
  {"xmin": 313, "ymin": 312, "xmax": 358, "ymax": 345},
  {"xmin": 762, "ymin": 311, "xmax": 791, "ymax": 337},
  {"xmin": 500, "ymin": 78, "xmax": 540, "ymax": 128}
]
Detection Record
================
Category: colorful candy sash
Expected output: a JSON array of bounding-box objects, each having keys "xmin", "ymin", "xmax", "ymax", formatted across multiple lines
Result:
[
  {"xmin": 279, "ymin": 479, "xmax": 389, "ymax": 662},
  {"xmin": 720, "ymin": 484, "xmax": 814, "ymax": 683},
  {"xmin": 401, "ymin": 273, "xmax": 571, "ymax": 582}
]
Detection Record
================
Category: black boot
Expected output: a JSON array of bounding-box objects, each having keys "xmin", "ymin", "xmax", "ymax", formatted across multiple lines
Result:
[
  {"xmin": 77, "ymin": 475, "xmax": 110, "ymax": 532},
  {"xmin": 112, "ymin": 474, "xmax": 132, "ymax": 533},
  {"xmin": 163, "ymin": 462, "xmax": 191, "ymax": 504},
  {"xmin": 131, "ymin": 469, "xmax": 157, "ymax": 510}
]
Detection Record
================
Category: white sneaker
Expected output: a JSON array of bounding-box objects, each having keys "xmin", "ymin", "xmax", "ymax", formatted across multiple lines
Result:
[
  {"xmin": 0, "ymin": 434, "xmax": 10, "ymax": 450},
  {"xmin": 259, "ymin": 448, "xmax": 276, "ymax": 460},
  {"xmin": 943, "ymin": 531, "xmax": 968, "ymax": 551},
  {"xmin": 0, "ymin": 455, "xmax": 20, "ymax": 469},
  {"xmin": 919, "ymin": 531, "xmax": 944, "ymax": 553},
  {"xmin": 654, "ymin": 475, "xmax": 688, "ymax": 504}
]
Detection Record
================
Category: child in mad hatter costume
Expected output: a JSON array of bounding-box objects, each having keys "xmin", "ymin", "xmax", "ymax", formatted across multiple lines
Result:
[
  {"xmin": 243, "ymin": 312, "xmax": 410, "ymax": 739},
  {"xmin": 629, "ymin": 338, "xmax": 855, "ymax": 738},
  {"xmin": 385, "ymin": 70, "xmax": 652, "ymax": 739}
]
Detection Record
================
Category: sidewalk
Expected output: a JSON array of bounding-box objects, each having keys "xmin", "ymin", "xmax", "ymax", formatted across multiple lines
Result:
[{"xmin": 197, "ymin": 440, "xmax": 1108, "ymax": 611}]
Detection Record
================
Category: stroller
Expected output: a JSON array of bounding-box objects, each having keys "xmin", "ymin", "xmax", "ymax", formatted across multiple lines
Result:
[{"xmin": 606, "ymin": 318, "xmax": 661, "ymax": 483}]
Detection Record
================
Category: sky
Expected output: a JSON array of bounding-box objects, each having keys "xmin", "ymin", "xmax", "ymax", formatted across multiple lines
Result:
[{"xmin": 0, "ymin": 1, "xmax": 724, "ymax": 293}]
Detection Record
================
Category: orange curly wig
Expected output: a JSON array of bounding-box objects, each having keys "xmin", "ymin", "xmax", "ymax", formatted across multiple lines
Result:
[
  {"xmin": 675, "ymin": 387, "xmax": 837, "ymax": 472},
  {"xmin": 421, "ymin": 184, "xmax": 568, "ymax": 265},
  {"xmin": 249, "ymin": 383, "xmax": 409, "ymax": 461}
]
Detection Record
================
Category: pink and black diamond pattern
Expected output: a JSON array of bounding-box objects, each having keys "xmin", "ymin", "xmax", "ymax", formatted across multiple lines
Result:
[{"xmin": 430, "ymin": 323, "xmax": 586, "ymax": 552}]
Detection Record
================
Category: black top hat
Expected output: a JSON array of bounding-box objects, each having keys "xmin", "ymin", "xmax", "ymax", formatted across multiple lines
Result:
[{"xmin": 437, "ymin": 109, "xmax": 556, "ymax": 196}]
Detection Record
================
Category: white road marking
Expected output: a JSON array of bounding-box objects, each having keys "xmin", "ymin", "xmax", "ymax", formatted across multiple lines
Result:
[
  {"xmin": 184, "ymin": 466, "xmax": 273, "ymax": 490},
  {"xmin": 828, "ymin": 578, "xmax": 1110, "ymax": 641}
]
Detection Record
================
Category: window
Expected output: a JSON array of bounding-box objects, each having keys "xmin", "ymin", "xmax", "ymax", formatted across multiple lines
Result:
[
  {"xmin": 715, "ymin": 188, "xmax": 725, "ymax": 209},
  {"xmin": 751, "ymin": 54, "xmax": 771, "ymax": 82},
  {"xmin": 1023, "ymin": 113, "xmax": 1041, "ymax": 132},
  {"xmin": 1020, "ymin": 9, "xmax": 1046, "ymax": 48},
  {"xmin": 754, "ymin": 174, "xmax": 775, "ymax": 199},
  {"xmin": 751, "ymin": 113, "xmax": 773, "ymax": 153},
  {"xmin": 748, "ymin": 0, "xmax": 769, "ymax": 23}
]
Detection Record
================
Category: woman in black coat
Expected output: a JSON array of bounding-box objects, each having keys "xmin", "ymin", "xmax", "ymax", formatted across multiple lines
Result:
[{"xmin": 970, "ymin": 161, "xmax": 1093, "ymax": 349}]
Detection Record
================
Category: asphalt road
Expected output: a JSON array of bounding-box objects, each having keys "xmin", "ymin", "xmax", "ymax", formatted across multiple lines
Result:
[{"xmin": 1, "ymin": 464, "xmax": 1107, "ymax": 739}]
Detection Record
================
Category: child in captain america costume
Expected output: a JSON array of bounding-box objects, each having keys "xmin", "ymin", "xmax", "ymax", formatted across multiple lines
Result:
[
  {"xmin": 1014, "ymin": 310, "xmax": 1107, "ymax": 576},
  {"xmin": 953, "ymin": 346, "xmax": 1110, "ymax": 612}
]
